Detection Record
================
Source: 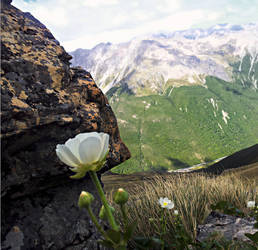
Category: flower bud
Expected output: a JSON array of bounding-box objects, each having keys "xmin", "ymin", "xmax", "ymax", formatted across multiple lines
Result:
[
  {"xmin": 99, "ymin": 205, "xmax": 115, "ymax": 220},
  {"xmin": 113, "ymin": 188, "xmax": 129, "ymax": 205},
  {"xmin": 78, "ymin": 191, "xmax": 94, "ymax": 209}
]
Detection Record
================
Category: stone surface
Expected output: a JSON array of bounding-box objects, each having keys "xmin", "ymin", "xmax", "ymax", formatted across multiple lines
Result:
[
  {"xmin": 1, "ymin": 0, "xmax": 130, "ymax": 249},
  {"xmin": 197, "ymin": 211, "xmax": 258, "ymax": 243},
  {"xmin": 2, "ymin": 180, "xmax": 107, "ymax": 250}
]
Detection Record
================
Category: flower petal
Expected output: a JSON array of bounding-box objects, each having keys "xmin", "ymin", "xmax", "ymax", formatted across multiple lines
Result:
[
  {"xmin": 167, "ymin": 202, "xmax": 174, "ymax": 209},
  {"xmin": 56, "ymin": 144, "xmax": 81, "ymax": 167},
  {"xmin": 99, "ymin": 133, "xmax": 110, "ymax": 160},
  {"xmin": 158, "ymin": 198, "xmax": 164, "ymax": 206},
  {"xmin": 65, "ymin": 138, "xmax": 81, "ymax": 163},
  {"xmin": 76, "ymin": 132, "xmax": 99, "ymax": 143},
  {"xmin": 79, "ymin": 136, "xmax": 102, "ymax": 164},
  {"xmin": 163, "ymin": 197, "xmax": 169, "ymax": 203}
]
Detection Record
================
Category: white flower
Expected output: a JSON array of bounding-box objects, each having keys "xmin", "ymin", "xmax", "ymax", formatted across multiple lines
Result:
[
  {"xmin": 247, "ymin": 201, "xmax": 256, "ymax": 208},
  {"xmin": 158, "ymin": 197, "xmax": 174, "ymax": 209},
  {"xmin": 56, "ymin": 132, "xmax": 109, "ymax": 178},
  {"xmin": 174, "ymin": 210, "xmax": 179, "ymax": 215}
]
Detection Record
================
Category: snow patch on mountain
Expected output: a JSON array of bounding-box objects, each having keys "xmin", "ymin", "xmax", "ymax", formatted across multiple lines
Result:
[
  {"xmin": 208, "ymin": 98, "xmax": 218, "ymax": 110},
  {"xmin": 222, "ymin": 110, "xmax": 230, "ymax": 124}
]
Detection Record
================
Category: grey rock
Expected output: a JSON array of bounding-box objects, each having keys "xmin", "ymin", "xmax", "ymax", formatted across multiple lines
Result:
[
  {"xmin": 2, "ymin": 177, "xmax": 107, "ymax": 250},
  {"xmin": 3, "ymin": 226, "xmax": 24, "ymax": 250},
  {"xmin": 197, "ymin": 211, "xmax": 258, "ymax": 243}
]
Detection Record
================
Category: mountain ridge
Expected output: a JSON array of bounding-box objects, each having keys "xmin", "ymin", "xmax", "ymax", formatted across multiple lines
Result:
[{"xmin": 70, "ymin": 23, "xmax": 258, "ymax": 95}]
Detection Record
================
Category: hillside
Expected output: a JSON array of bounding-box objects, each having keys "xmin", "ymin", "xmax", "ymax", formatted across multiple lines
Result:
[
  {"xmin": 102, "ymin": 144, "xmax": 258, "ymax": 193},
  {"xmin": 106, "ymin": 76, "xmax": 258, "ymax": 173},
  {"xmin": 198, "ymin": 143, "xmax": 258, "ymax": 175},
  {"xmin": 70, "ymin": 24, "xmax": 258, "ymax": 174}
]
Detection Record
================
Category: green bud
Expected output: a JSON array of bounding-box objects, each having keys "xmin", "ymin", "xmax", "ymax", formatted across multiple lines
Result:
[
  {"xmin": 149, "ymin": 218, "xmax": 154, "ymax": 223},
  {"xmin": 78, "ymin": 191, "xmax": 94, "ymax": 209},
  {"xmin": 113, "ymin": 188, "xmax": 129, "ymax": 205},
  {"xmin": 99, "ymin": 205, "xmax": 115, "ymax": 220}
]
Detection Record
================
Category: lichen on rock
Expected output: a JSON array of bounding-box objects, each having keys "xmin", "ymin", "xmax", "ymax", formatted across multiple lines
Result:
[{"xmin": 1, "ymin": 0, "xmax": 130, "ymax": 248}]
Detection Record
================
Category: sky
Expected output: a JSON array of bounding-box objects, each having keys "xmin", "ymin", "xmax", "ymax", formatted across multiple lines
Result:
[{"xmin": 13, "ymin": 0, "xmax": 258, "ymax": 52}]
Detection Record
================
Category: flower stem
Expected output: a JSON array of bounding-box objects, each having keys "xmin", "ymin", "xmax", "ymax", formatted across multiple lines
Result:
[
  {"xmin": 161, "ymin": 209, "xmax": 165, "ymax": 250},
  {"xmin": 86, "ymin": 206, "xmax": 106, "ymax": 237},
  {"xmin": 120, "ymin": 204, "xmax": 128, "ymax": 228},
  {"xmin": 89, "ymin": 171, "xmax": 119, "ymax": 231},
  {"xmin": 86, "ymin": 206, "xmax": 116, "ymax": 245}
]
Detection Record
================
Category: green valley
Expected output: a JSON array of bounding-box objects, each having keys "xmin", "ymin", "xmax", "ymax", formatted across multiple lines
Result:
[{"xmin": 107, "ymin": 74, "xmax": 258, "ymax": 174}]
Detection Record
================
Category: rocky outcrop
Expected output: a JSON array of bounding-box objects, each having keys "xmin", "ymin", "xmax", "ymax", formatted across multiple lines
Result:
[
  {"xmin": 197, "ymin": 211, "xmax": 258, "ymax": 244},
  {"xmin": 1, "ymin": 0, "xmax": 130, "ymax": 249}
]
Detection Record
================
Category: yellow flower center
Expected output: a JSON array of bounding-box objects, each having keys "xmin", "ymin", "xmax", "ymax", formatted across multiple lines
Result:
[{"xmin": 163, "ymin": 202, "xmax": 168, "ymax": 206}]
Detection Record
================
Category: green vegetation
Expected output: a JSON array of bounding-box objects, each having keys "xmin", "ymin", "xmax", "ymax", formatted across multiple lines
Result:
[{"xmin": 107, "ymin": 56, "xmax": 258, "ymax": 174}]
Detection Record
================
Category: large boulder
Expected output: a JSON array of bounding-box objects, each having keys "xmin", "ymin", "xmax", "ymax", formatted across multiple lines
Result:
[{"xmin": 1, "ymin": 0, "xmax": 130, "ymax": 249}]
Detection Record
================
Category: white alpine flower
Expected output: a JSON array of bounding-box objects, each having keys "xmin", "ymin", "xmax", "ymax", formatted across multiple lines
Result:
[
  {"xmin": 56, "ymin": 132, "xmax": 109, "ymax": 178},
  {"xmin": 247, "ymin": 201, "xmax": 255, "ymax": 208},
  {"xmin": 158, "ymin": 197, "xmax": 174, "ymax": 209}
]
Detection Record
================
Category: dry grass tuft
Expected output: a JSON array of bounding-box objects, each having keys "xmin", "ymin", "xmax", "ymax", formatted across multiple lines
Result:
[{"xmin": 107, "ymin": 173, "xmax": 257, "ymax": 242}]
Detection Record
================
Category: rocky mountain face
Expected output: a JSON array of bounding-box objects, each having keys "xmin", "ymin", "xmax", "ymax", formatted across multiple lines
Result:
[
  {"xmin": 1, "ymin": 0, "xmax": 130, "ymax": 249},
  {"xmin": 70, "ymin": 23, "xmax": 258, "ymax": 95}
]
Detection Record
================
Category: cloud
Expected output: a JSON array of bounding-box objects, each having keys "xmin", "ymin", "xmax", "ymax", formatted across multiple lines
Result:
[
  {"xmin": 63, "ymin": 28, "xmax": 141, "ymax": 51},
  {"xmin": 33, "ymin": 6, "xmax": 68, "ymax": 27},
  {"xmin": 13, "ymin": 0, "xmax": 69, "ymax": 28},
  {"xmin": 63, "ymin": 9, "xmax": 222, "ymax": 51},
  {"xmin": 156, "ymin": 0, "xmax": 181, "ymax": 13},
  {"xmin": 81, "ymin": 0, "xmax": 119, "ymax": 7},
  {"xmin": 12, "ymin": 0, "xmax": 257, "ymax": 51},
  {"xmin": 146, "ymin": 10, "xmax": 206, "ymax": 31}
]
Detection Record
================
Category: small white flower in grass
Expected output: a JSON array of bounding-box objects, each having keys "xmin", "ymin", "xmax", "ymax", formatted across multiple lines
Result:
[
  {"xmin": 174, "ymin": 210, "xmax": 179, "ymax": 215},
  {"xmin": 56, "ymin": 132, "xmax": 109, "ymax": 179},
  {"xmin": 247, "ymin": 201, "xmax": 255, "ymax": 208},
  {"xmin": 158, "ymin": 197, "xmax": 174, "ymax": 209}
]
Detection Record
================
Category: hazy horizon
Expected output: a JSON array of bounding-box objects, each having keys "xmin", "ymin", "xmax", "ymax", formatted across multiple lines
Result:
[{"xmin": 12, "ymin": 0, "xmax": 258, "ymax": 51}]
